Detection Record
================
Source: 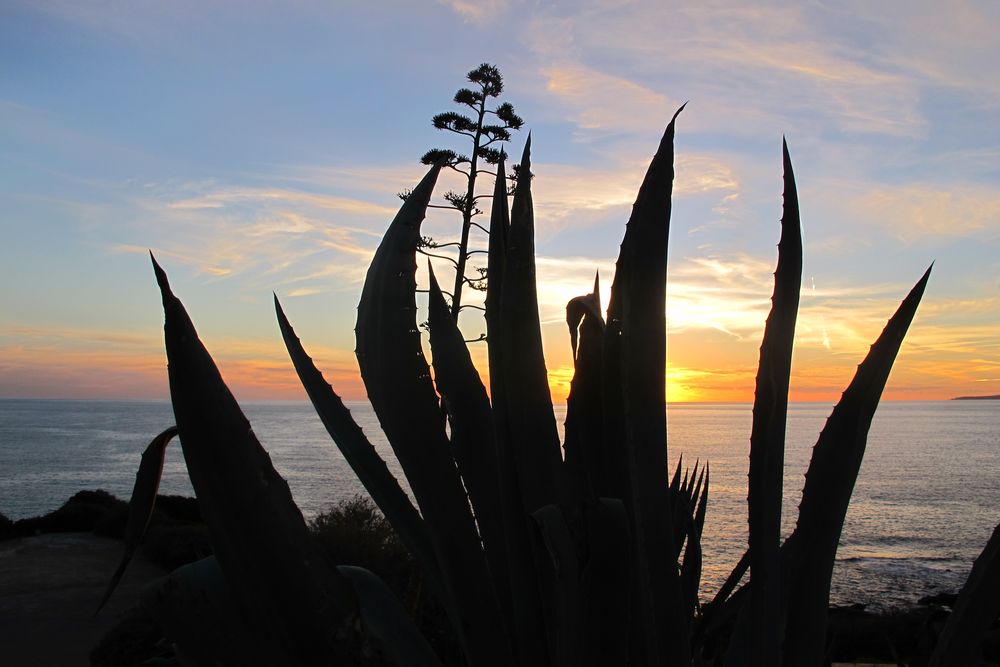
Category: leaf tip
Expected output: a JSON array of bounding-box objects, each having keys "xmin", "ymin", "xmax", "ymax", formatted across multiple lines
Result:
[
  {"xmin": 672, "ymin": 102, "xmax": 688, "ymax": 124},
  {"xmin": 911, "ymin": 263, "xmax": 934, "ymax": 300},
  {"xmin": 150, "ymin": 253, "xmax": 174, "ymax": 301},
  {"xmin": 426, "ymin": 259, "xmax": 439, "ymax": 291},
  {"xmin": 782, "ymin": 138, "xmax": 795, "ymax": 173},
  {"xmin": 521, "ymin": 133, "xmax": 532, "ymax": 171}
]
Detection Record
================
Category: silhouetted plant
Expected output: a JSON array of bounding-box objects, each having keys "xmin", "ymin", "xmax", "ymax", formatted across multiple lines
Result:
[{"xmin": 96, "ymin": 101, "xmax": 1000, "ymax": 667}]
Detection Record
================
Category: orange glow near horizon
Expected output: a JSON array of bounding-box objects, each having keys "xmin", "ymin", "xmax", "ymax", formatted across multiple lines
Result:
[
  {"xmin": 0, "ymin": 348, "xmax": 992, "ymax": 404},
  {"xmin": 2, "ymin": 335, "xmax": 996, "ymax": 403},
  {"xmin": 2, "ymin": 298, "xmax": 997, "ymax": 403}
]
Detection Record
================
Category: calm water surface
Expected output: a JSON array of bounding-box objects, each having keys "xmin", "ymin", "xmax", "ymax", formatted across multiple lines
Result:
[{"xmin": 1, "ymin": 398, "xmax": 997, "ymax": 610}]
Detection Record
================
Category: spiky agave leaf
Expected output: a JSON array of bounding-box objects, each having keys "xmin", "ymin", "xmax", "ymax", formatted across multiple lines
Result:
[
  {"xmin": 425, "ymin": 263, "xmax": 513, "ymax": 640},
  {"xmin": 670, "ymin": 456, "xmax": 684, "ymax": 496},
  {"xmin": 693, "ymin": 549, "xmax": 749, "ymax": 654},
  {"xmin": 274, "ymin": 295, "xmax": 442, "ymax": 595},
  {"xmin": 747, "ymin": 138, "xmax": 802, "ymax": 667},
  {"xmin": 927, "ymin": 521, "xmax": 1000, "ymax": 666},
  {"xmin": 564, "ymin": 274, "xmax": 605, "ymax": 502},
  {"xmin": 566, "ymin": 273, "xmax": 603, "ymax": 359},
  {"xmin": 681, "ymin": 466, "xmax": 709, "ymax": 621},
  {"xmin": 531, "ymin": 499, "xmax": 631, "ymax": 667},
  {"xmin": 140, "ymin": 556, "xmax": 264, "ymax": 664},
  {"xmin": 152, "ymin": 256, "xmax": 358, "ymax": 664},
  {"xmin": 781, "ymin": 265, "xmax": 932, "ymax": 666},
  {"xmin": 493, "ymin": 136, "xmax": 576, "ymax": 664},
  {"xmin": 484, "ymin": 155, "xmax": 551, "ymax": 665},
  {"xmin": 489, "ymin": 136, "xmax": 568, "ymax": 664},
  {"xmin": 96, "ymin": 425, "xmax": 177, "ymax": 615},
  {"xmin": 531, "ymin": 504, "xmax": 583, "ymax": 667},
  {"xmin": 354, "ymin": 164, "xmax": 511, "ymax": 666},
  {"xmin": 680, "ymin": 519, "xmax": 703, "ymax": 622},
  {"xmin": 484, "ymin": 156, "xmax": 510, "ymax": 358},
  {"xmin": 605, "ymin": 105, "xmax": 690, "ymax": 666},
  {"xmin": 579, "ymin": 500, "xmax": 632, "ymax": 667},
  {"xmin": 669, "ymin": 461, "xmax": 703, "ymax": 560},
  {"xmin": 495, "ymin": 135, "xmax": 564, "ymax": 515},
  {"xmin": 337, "ymin": 566, "xmax": 444, "ymax": 667}
]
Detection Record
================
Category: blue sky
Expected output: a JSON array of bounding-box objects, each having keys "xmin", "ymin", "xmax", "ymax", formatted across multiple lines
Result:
[{"xmin": 2, "ymin": 0, "xmax": 998, "ymax": 401}]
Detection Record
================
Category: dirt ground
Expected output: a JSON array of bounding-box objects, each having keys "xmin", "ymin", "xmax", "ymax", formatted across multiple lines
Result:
[{"xmin": 0, "ymin": 532, "xmax": 165, "ymax": 666}]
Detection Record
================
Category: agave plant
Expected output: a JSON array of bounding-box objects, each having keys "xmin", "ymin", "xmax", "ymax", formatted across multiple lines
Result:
[{"xmin": 97, "ymin": 105, "xmax": 1000, "ymax": 666}]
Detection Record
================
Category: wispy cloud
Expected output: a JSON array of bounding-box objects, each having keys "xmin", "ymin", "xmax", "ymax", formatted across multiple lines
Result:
[
  {"xmin": 167, "ymin": 187, "xmax": 395, "ymax": 217},
  {"xmin": 521, "ymin": 3, "xmax": 927, "ymax": 139},
  {"xmin": 438, "ymin": 0, "xmax": 509, "ymax": 24},
  {"xmin": 95, "ymin": 175, "xmax": 400, "ymax": 294},
  {"xmin": 538, "ymin": 64, "xmax": 679, "ymax": 136},
  {"xmin": 851, "ymin": 184, "xmax": 1000, "ymax": 242}
]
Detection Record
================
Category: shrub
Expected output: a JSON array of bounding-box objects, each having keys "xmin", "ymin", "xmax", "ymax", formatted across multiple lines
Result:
[
  {"xmin": 14, "ymin": 489, "xmax": 127, "ymax": 537},
  {"xmin": 309, "ymin": 495, "xmax": 412, "ymax": 590}
]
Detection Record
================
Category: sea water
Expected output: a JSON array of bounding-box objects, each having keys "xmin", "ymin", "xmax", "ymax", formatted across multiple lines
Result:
[{"xmin": 1, "ymin": 398, "xmax": 997, "ymax": 610}]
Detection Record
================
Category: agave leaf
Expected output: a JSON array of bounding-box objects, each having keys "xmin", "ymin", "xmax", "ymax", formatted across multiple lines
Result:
[
  {"xmin": 485, "ymin": 154, "xmax": 552, "ymax": 665},
  {"xmin": 564, "ymin": 275, "xmax": 606, "ymax": 502},
  {"xmin": 694, "ymin": 465, "xmax": 709, "ymax": 539},
  {"xmin": 274, "ymin": 296, "xmax": 442, "ymax": 593},
  {"xmin": 669, "ymin": 462, "xmax": 698, "ymax": 562},
  {"xmin": 606, "ymin": 106, "xmax": 690, "ymax": 666},
  {"xmin": 354, "ymin": 165, "xmax": 511, "ymax": 666},
  {"xmin": 683, "ymin": 466, "xmax": 709, "ymax": 613},
  {"xmin": 582, "ymin": 499, "xmax": 631, "ymax": 667},
  {"xmin": 152, "ymin": 256, "xmax": 358, "ymax": 663},
  {"xmin": 485, "ymin": 156, "xmax": 510, "ymax": 349},
  {"xmin": 95, "ymin": 426, "xmax": 178, "ymax": 615},
  {"xmin": 927, "ymin": 522, "xmax": 1000, "ymax": 666},
  {"xmin": 680, "ymin": 517, "xmax": 703, "ymax": 621},
  {"xmin": 747, "ymin": 139, "xmax": 802, "ymax": 667},
  {"xmin": 682, "ymin": 464, "xmax": 693, "ymax": 499},
  {"xmin": 566, "ymin": 273, "xmax": 603, "ymax": 359},
  {"xmin": 337, "ymin": 565, "xmax": 444, "ymax": 667},
  {"xmin": 141, "ymin": 556, "xmax": 273, "ymax": 665},
  {"xmin": 694, "ymin": 551, "xmax": 749, "ymax": 653},
  {"xmin": 425, "ymin": 264, "xmax": 513, "ymax": 640},
  {"xmin": 704, "ymin": 549, "xmax": 749, "ymax": 621},
  {"xmin": 682, "ymin": 475, "xmax": 711, "ymax": 654},
  {"xmin": 532, "ymin": 500, "xmax": 631, "ymax": 667},
  {"xmin": 495, "ymin": 135, "xmax": 564, "ymax": 514},
  {"xmin": 781, "ymin": 265, "xmax": 932, "ymax": 666},
  {"xmin": 532, "ymin": 504, "xmax": 583, "ymax": 667},
  {"xmin": 489, "ymin": 136, "xmax": 565, "ymax": 664},
  {"xmin": 670, "ymin": 456, "xmax": 684, "ymax": 496}
]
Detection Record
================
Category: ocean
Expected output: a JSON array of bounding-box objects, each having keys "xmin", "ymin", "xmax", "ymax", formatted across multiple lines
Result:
[{"xmin": 1, "ymin": 398, "xmax": 997, "ymax": 611}]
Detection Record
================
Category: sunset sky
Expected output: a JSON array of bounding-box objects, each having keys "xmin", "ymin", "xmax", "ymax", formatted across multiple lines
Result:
[{"xmin": 2, "ymin": 1, "xmax": 998, "ymax": 404}]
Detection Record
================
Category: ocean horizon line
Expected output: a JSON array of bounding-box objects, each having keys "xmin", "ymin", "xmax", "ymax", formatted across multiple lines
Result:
[{"xmin": 0, "ymin": 396, "xmax": 969, "ymax": 405}]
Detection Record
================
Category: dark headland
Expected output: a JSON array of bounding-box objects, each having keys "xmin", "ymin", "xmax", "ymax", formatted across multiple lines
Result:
[{"xmin": 952, "ymin": 394, "xmax": 1000, "ymax": 400}]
